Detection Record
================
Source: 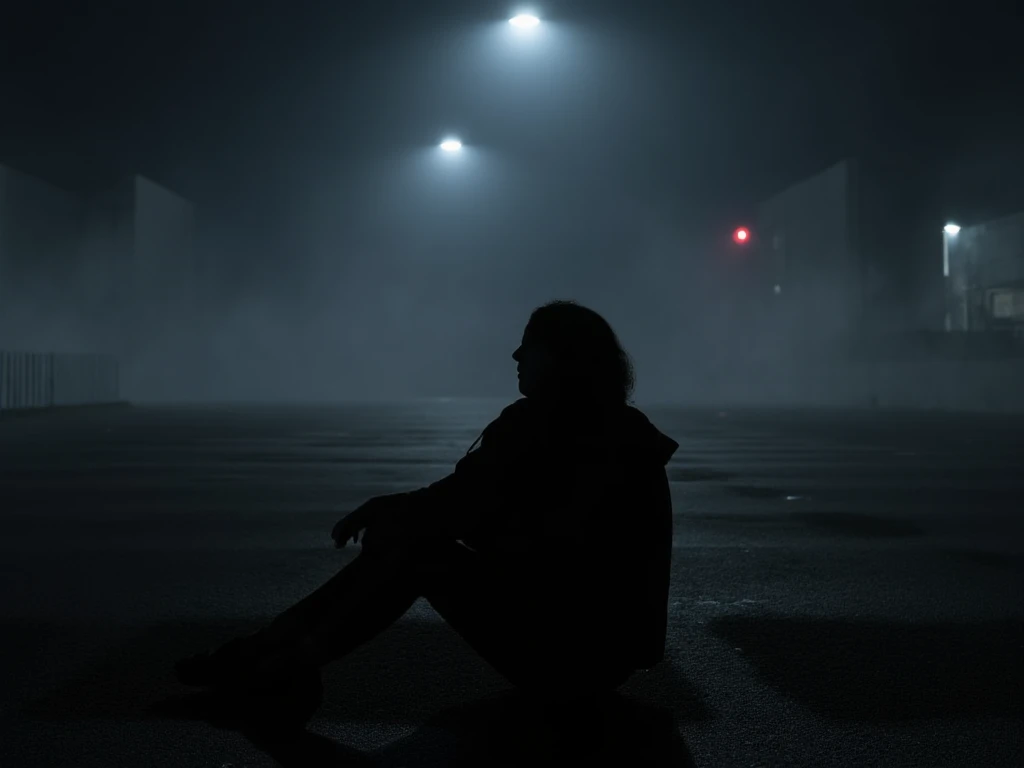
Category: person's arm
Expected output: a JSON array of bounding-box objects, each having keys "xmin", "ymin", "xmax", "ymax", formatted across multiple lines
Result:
[
  {"xmin": 384, "ymin": 400, "xmax": 529, "ymax": 538},
  {"xmin": 608, "ymin": 462, "xmax": 672, "ymax": 668},
  {"xmin": 331, "ymin": 401, "xmax": 531, "ymax": 547}
]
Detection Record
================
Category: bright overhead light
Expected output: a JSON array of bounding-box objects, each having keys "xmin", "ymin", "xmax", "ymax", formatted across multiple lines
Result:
[
  {"xmin": 439, "ymin": 139, "xmax": 463, "ymax": 152},
  {"xmin": 509, "ymin": 14, "xmax": 540, "ymax": 29},
  {"xmin": 943, "ymin": 223, "xmax": 961, "ymax": 236}
]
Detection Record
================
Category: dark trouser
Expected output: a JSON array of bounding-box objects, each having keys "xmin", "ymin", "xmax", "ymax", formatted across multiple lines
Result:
[{"xmin": 262, "ymin": 520, "xmax": 634, "ymax": 697}]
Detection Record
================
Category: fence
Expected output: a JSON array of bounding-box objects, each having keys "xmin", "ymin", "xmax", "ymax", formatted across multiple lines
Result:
[{"xmin": 0, "ymin": 352, "xmax": 120, "ymax": 411}]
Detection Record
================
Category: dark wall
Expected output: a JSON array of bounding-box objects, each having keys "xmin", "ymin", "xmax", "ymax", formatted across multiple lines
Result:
[
  {"xmin": 754, "ymin": 159, "xmax": 859, "ymax": 349},
  {"xmin": 0, "ymin": 163, "xmax": 83, "ymax": 299}
]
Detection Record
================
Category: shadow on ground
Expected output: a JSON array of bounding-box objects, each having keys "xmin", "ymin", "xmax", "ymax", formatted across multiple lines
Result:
[
  {"xmin": 19, "ymin": 616, "xmax": 708, "ymax": 724},
  {"xmin": 14, "ymin": 616, "xmax": 702, "ymax": 765},
  {"xmin": 788, "ymin": 511, "xmax": 925, "ymax": 538},
  {"xmin": 944, "ymin": 550, "xmax": 1024, "ymax": 571},
  {"xmin": 711, "ymin": 615, "xmax": 1024, "ymax": 720},
  {"xmin": 161, "ymin": 687, "xmax": 695, "ymax": 767},
  {"xmin": 684, "ymin": 509, "xmax": 926, "ymax": 539}
]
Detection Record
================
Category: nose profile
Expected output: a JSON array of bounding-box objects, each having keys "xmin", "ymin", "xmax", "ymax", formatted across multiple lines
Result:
[{"xmin": 512, "ymin": 346, "xmax": 522, "ymax": 362}]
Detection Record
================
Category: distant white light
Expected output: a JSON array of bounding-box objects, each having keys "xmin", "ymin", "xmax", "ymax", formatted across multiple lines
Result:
[
  {"xmin": 509, "ymin": 14, "xmax": 541, "ymax": 29},
  {"xmin": 774, "ymin": 284, "xmax": 782, "ymax": 295},
  {"xmin": 439, "ymin": 139, "xmax": 463, "ymax": 153},
  {"xmin": 943, "ymin": 223, "xmax": 961, "ymax": 236}
]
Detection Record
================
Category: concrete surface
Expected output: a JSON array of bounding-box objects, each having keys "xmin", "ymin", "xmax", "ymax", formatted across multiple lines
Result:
[{"xmin": 0, "ymin": 401, "xmax": 1021, "ymax": 767}]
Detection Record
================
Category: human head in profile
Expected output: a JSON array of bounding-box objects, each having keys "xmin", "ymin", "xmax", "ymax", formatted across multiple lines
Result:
[
  {"xmin": 512, "ymin": 300, "xmax": 635, "ymax": 406},
  {"xmin": 176, "ymin": 300, "xmax": 678, "ymax": 734}
]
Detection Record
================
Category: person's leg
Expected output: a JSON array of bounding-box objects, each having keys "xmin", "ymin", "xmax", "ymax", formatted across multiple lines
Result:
[
  {"xmin": 177, "ymin": 523, "xmax": 478, "ymax": 687},
  {"xmin": 249, "ymin": 544, "xmax": 403, "ymax": 651},
  {"xmin": 178, "ymin": 523, "xmax": 634, "ymax": 699},
  {"xmin": 272, "ymin": 533, "xmax": 453, "ymax": 670},
  {"xmin": 422, "ymin": 557, "xmax": 636, "ymax": 695}
]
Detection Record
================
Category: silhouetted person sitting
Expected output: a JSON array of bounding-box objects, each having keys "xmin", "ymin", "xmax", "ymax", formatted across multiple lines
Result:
[{"xmin": 176, "ymin": 300, "xmax": 678, "ymax": 730}]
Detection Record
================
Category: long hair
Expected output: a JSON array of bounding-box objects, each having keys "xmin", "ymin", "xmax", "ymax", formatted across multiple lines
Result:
[{"xmin": 526, "ymin": 300, "xmax": 635, "ymax": 404}]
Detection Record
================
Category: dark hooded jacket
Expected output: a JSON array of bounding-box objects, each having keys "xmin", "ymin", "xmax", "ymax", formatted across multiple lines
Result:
[{"xmin": 393, "ymin": 397, "xmax": 678, "ymax": 670}]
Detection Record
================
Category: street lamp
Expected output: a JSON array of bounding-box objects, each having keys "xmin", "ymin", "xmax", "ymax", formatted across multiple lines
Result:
[
  {"xmin": 439, "ymin": 138, "xmax": 463, "ymax": 153},
  {"xmin": 942, "ymin": 222, "xmax": 959, "ymax": 277},
  {"xmin": 509, "ymin": 14, "xmax": 541, "ymax": 29},
  {"xmin": 942, "ymin": 222, "xmax": 961, "ymax": 331}
]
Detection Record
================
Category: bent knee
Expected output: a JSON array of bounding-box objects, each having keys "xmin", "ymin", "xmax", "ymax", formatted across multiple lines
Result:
[{"xmin": 360, "ymin": 523, "xmax": 460, "ymax": 562}]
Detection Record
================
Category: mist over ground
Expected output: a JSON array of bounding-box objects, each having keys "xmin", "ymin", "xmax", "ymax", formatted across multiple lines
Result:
[
  {"xmin": 2, "ymin": 189, "xmax": 725, "ymax": 403},
  {"xmin": 1, "ymin": 1, "xmax": 1021, "ymax": 409},
  {"xmin": 1, "ymin": 178, "xmax": 1017, "ymax": 409}
]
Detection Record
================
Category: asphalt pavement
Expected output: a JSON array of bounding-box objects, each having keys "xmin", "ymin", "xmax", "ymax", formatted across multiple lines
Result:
[{"xmin": 1, "ymin": 401, "xmax": 1021, "ymax": 767}]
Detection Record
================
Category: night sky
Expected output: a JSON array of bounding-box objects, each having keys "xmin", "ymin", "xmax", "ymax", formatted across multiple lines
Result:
[{"xmin": 1, "ymin": 0, "xmax": 1022, "ymax": 401}]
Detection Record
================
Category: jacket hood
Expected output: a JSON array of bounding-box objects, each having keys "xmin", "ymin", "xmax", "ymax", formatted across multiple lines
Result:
[
  {"xmin": 494, "ymin": 397, "xmax": 679, "ymax": 467},
  {"xmin": 616, "ymin": 406, "xmax": 679, "ymax": 466}
]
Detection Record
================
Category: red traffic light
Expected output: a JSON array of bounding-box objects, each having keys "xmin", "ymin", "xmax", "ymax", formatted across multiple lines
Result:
[{"xmin": 733, "ymin": 227, "xmax": 751, "ymax": 244}]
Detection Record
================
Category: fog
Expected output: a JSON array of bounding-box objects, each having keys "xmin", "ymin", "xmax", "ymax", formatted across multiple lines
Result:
[
  {"xmin": 0, "ymin": 195, "xmax": 967, "ymax": 409},
  {"xmin": 1, "ymin": 1, "xmax": 1022, "ymax": 410},
  {"xmin": 3, "ymin": 201, "xmax": 719, "ymax": 404}
]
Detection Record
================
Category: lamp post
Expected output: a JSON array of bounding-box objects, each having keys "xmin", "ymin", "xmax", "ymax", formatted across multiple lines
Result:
[{"xmin": 943, "ymin": 223, "xmax": 961, "ymax": 332}]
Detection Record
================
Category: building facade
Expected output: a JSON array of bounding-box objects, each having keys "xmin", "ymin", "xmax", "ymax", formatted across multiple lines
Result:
[
  {"xmin": 0, "ymin": 164, "xmax": 195, "ymax": 359},
  {"xmin": 83, "ymin": 175, "xmax": 197, "ymax": 357},
  {"xmin": 0, "ymin": 164, "xmax": 85, "ymax": 347},
  {"xmin": 753, "ymin": 159, "xmax": 863, "ymax": 348},
  {"xmin": 947, "ymin": 212, "xmax": 1024, "ymax": 335},
  {"xmin": 750, "ymin": 156, "xmax": 998, "ymax": 352}
]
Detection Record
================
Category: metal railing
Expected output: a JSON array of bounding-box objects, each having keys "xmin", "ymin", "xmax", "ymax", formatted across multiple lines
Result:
[{"xmin": 0, "ymin": 351, "xmax": 120, "ymax": 411}]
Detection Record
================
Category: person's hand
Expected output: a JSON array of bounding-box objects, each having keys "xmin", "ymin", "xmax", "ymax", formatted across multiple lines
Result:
[{"xmin": 331, "ymin": 495, "xmax": 402, "ymax": 548}]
